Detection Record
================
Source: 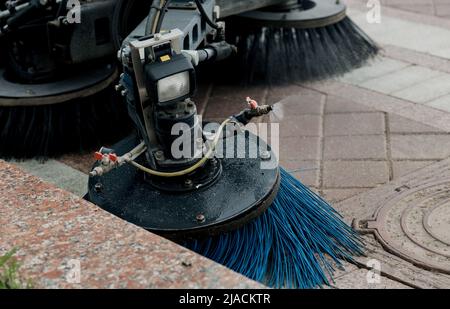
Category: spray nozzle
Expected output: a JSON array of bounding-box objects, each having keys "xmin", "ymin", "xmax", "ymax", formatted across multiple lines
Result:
[{"xmin": 233, "ymin": 97, "xmax": 273, "ymax": 126}]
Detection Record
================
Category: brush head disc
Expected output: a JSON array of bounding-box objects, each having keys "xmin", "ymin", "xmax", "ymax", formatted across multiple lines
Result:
[
  {"xmin": 0, "ymin": 63, "xmax": 132, "ymax": 158},
  {"xmin": 87, "ymin": 130, "xmax": 280, "ymax": 240},
  {"xmin": 0, "ymin": 62, "xmax": 117, "ymax": 107},
  {"xmin": 236, "ymin": 0, "xmax": 346, "ymax": 29}
]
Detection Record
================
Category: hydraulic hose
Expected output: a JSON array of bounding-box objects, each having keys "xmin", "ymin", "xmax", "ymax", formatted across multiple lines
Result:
[
  {"xmin": 194, "ymin": 0, "xmax": 219, "ymax": 29},
  {"xmin": 145, "ymin": 0, "xmax": 164, "ymax": 35},
  {"xmin": 130, "ymin": 118, "xmax": 231, "ymax": 178}
]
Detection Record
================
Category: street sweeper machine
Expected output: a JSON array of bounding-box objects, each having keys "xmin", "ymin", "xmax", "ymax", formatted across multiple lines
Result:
[{"xmin": 0, "ymin": 0, "xmax": 378, "ymax": 288}]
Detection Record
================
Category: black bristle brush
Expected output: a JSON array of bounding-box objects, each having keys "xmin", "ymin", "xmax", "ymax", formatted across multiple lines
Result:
[{"xmin": 225, "ymin": 0, "xmax": 379, "ymax": 84}]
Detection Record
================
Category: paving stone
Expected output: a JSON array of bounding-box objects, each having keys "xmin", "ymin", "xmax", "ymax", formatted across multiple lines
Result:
[
  {"xmin": 388, "ymin": 114, "xmax": 443, "ymax": 133},
  {"xmin": 338, "ymin": 57, "xmax": 410, "ymax": 84},
  {"xmin": 324, "ymin": 113, "xmax": 385, "ymax": 136},
  {"xmin": 266, "ymin": 84, "xmax": 324, "ymax": 106},
  {"xmin": 323, "ymin": 161, "xmax": 389, "ymax": 188},
  {"xmin": 392, "ymin": 73, "xmax": 450, "ymax": 103},
  {"xmin": 389, "ymin": 3, "xmax": 435, "ymax": 16},
  {"xmin": 359, "ymin": 65, "xmax": 442, "ymax": 94},
  {"xmin": 204, "ymin": 96, "xmax": 250, "ymax": 119},
  {"xmin": 280, "ymin": 160, "xmax": 320, "ymax": 188},
  {"xmin": 324, "ymin": 135, "xmax": 387, "ymax": 160},
  {"xmin": 348, "ymin": 9, "xmax": 450, "ymax": 60},
  {"xmin": 332, "ymin": 269, "xmax": 412, "ymax": 289},
  {"xmin": 425, "ymin": 94, "xmax": 450, "ymax": 112},
  {"xmin": 325, "ymin": 95, "xmax": 376, "ymax": 114},
  {"xmin": 394, "ymin": 103, "xmax": 450, "ymax": 132},
  {"xmin": 391, "ymin": 134, "xmax": 450, "ymax": 159},
  {"xmin": 210, "ymin": 84, "xmax": 266, "ymax": 101},
  {"xmin": 279, "ymin": 136, "xmax": 321, "ymax": 161},
  {"xmin": 310, "ymin": 80, "xmax": 413, "ymax": 114},
  {"xmin": 436, "ymin": 4, "xmax": 450, "ymax": 17},
  {"xmin": 392, "ymin": 160, "xmax": 437, "ymax": 179},
  {"xmin": 270, "ymin": 94, "xmax": 325, "ymax": 116},
  {"xmin": 279, "ymin": 115, "xmax": 322, "ymax": 137},
  {"xmin": 382, "ymin": 45, "xmax": 450, "ymax": 75},
  {"xmin": 321, "ymin": 189, "xmax": 368, "ymax": 204}
]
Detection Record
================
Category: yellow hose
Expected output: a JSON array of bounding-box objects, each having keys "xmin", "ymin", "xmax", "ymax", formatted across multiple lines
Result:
[{"xmin": 130, "ymin": 118, "xmax": 231, "ymax": 177}]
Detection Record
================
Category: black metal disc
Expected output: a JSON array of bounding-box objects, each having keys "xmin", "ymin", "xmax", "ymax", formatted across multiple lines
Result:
[
  {"xmin": 236, "ymin": 0, "xmax": 346, "ymax": 29},
  {"xmin": 0, "ymin": 62, "xmax": 117, "ymax": 107},
  {"xmin": 87, "ymin": 130, "xmax": 280, "ymax": 240},
  {"xmin": 144, "ymin": 157, "xmax": 223, "ymax": 193}
]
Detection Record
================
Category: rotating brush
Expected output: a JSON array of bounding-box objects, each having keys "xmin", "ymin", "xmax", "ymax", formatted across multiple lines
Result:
[
  {"xmin": 186, "ymin": 168, "xmax": 364, "ymax": 288},
  {"xmin": 226, "ymin": 0, "xmax": 379, "ymax": 84},
  {"xmin": 0, "ymin": 72, "xmax": 129, "ymax": 159},
  {"xmin": 85, "ymin": 0, "xmax": 365, "ymax": 289},
  {"xmin": 0, "ymin": 0, "xmax": 150, "ymax": 158}
]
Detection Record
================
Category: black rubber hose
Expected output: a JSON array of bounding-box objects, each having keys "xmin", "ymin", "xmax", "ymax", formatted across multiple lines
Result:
[
  {"xmin": 155, "ymin": 0, "xmax": 170, "ymax": 33},
  {"xmin": 145, "ymin": 0, "xmax": 159, "ymax": 35},
  {"xmin": 194, "ymin": 0, "xmax": 219, "ymax": 30},
  {"xmin": 56, "ymin": 0, "xmax": 68, "ymax": 18}
]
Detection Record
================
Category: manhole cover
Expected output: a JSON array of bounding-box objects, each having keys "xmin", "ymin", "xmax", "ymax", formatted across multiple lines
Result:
[{"xmin": 354, "ymin": 180, "xmax": 450, "ymax": 274}]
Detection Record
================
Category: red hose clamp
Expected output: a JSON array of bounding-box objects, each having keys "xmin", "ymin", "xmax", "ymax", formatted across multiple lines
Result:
[
  {"xmin": 94, "ymin": 152, "xmax": 104, "ymax": 161},
  {"xmin": 246, "ymin": 97, "xmax": 259, "ymax": 110}
]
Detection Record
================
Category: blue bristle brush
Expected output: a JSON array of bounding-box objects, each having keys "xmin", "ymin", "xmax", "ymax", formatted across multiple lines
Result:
[{"xmin": 185, "ymin": 168, "xmax": 364, "ymax": 289}]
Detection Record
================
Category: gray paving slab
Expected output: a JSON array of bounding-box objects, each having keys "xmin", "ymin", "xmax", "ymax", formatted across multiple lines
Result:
[
  {"xmin": 323, "ymin": 161, "xmax": 389, "ymax": 188},
  {"xmin": 392, "ymin": 74, "xmax": 450, "ymax": 103},
  {"xmin": 388, "ymin": 114, "xmax": 443, "ymax": 133},
  {"xmin": 359, "ymin": 65, "xmax": 442, "ymax": 94},
  {"xmin": 338, "ymin": 58, "xmax": 410, "ymax": 85},
  {"xmin": 390, "ymin": 134, "xmax": 450, "ymax": 160},
  {"xmin": 11, "ymin": 160, "xmax": 88, "ymax": 197},
  {"xmin": 324, "ymin": 135, "xmax": 387, "ymax": 160},
  {"xmin": 426, "ymin": 94, "xmax": 450, "ymax": 112},
  {"xmin": 347, "ymin": 7, "xmax": 450, "ymax": 60},
  {"xmin": 324, "ymin": 113, "xmax": 385, "ymax": 136},
  {"xmin": 392, "ymin": 160, "xmax": 437, "ymax": 179}
]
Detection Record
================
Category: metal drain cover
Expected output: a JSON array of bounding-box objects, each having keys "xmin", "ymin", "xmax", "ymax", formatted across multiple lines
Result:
[{"xmin": 354, "ymin": 180, "xmax": 450, "ymax": 274}]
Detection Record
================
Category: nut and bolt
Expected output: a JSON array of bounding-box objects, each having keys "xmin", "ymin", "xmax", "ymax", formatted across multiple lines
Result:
[
  {"xmin": 196, "ymin": 213, "xmax": 205, "ymax": 223},
  {"xmin": 154, "ymin": 150, "xmax": 165, "ymax": 161},
  {"xmin": 94, "ymin": 183, "xmax": 103, "ymax": 193},
  {"xmin": 184, "ymin": 179, "xmax": 193, "ymax": 188},
  {"xmin": 260, "ymin": 151, "xmax": 271, "ymax": 161}
]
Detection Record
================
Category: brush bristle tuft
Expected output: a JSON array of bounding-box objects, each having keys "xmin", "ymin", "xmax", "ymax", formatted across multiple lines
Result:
[
  {"xmin": 228, "ymin": 17, "xmax": 379, "ymax": 84},
  {"xmin": 185, "ymin": 167, "xmax": 364, "ymax": 289}
]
